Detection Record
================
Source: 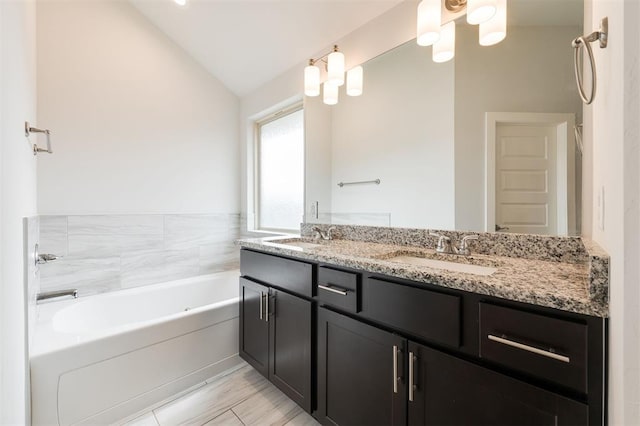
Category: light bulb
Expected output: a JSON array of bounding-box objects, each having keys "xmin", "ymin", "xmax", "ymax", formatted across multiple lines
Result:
[
  {"xmin": 467, "ymin": 0, "xmax": 497, "ymax": 25},
  {"xmin": 433, "ymin": 21, "xmax": 455, "ymax": 63},
  {"xmin": 323, "ymin": 82, "xmax": 339, "ymax": 105},
  {"xmin": 327, "ymin": 50, "xmax": 345, "ymax": 86},
  {"xmin": 346, "ymin": 66, "xmax": 363, "ymax": 96},
  {"xmin": 304, "ymin": 64, "xmax": 320, "ymax": 97},
  {"xmin": 417, "ymin": 0, "xmax": 441, "ymax": 47},
  {"xmin": 479, "ymin": 0, "xmax": 507, "ymax": 46}
]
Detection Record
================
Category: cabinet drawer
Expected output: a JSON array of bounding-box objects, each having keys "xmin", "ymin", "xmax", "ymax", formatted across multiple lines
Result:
[
  {"xmin": 479, "ymin": 303, "xmax": 588, "ymax": 393},
  {"xmin": 363, "ymin": 277, "xmax": 461, "ymax": 348},
  {"xmin": 240, "ymin": 250, "xmax": 313, "ymax": 297},
  {"xmin": 317, "ymin": 266, "xmax": 360, "ymax": 313}
]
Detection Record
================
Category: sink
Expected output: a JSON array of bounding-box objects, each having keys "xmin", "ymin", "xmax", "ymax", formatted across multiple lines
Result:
[{"xmin": 384, "ymin": 254, "xmax": 498, "ymax": 276}]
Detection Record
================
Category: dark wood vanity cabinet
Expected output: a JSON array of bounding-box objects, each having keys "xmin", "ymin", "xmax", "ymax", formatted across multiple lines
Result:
[
  {"xmin": 408, "ymin": 341, "xmax": 588, "ymax": 426},
  {"xmin": 239, "ymin": 251, "xmax": 313, "ymax": 412},
  {"xmin": 239, "ymin": 249, "xmax": 606, "ymax": 426},
  {"xmin": 317, "ymin": 307, "xmax": 406, "ymax": 426}
]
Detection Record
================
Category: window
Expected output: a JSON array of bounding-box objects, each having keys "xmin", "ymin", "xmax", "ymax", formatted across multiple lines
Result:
[{"xmin": 256, "ymin": 106, "xmax": 304, "ymax": 232}]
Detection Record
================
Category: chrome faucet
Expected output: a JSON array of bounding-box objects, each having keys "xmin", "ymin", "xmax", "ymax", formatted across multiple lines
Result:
[
  {"xmin": 457, "ymin": 235, "xmax": 479, "ymax": 256},
  {"xmin": 312, "ymin": 226, "xmax": 337, "ymax": 241},
  {"xmin": 36, "ymin": 289, "xmax": 78, "ymax": 304},
  {"xmin": 429, "ymin": 232, "xmax": 457, "ymax": 254}
]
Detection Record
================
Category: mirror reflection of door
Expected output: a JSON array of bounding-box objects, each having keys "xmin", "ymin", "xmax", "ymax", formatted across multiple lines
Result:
[
  {"xmin": 486, "ymin": 112, "xmax": 576, "ymax": 236},
  {"xmin": 495, "ymin": 123, "xmax": 558, "ymax": 235}
]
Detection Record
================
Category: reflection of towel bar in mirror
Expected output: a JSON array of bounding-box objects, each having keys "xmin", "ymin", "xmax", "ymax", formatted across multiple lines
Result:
[
  {"xmin": 337, "ymin": 179, "xmax": 381, "ymax": 188},
  {"xmin": 25, "ymin": 121, "xmax": 54, "ymax": 155}
]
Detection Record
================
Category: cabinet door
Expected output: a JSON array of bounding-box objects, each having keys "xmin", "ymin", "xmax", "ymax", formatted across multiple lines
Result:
[
  {"xmin": 239, "ymin": 278, "xmax": 269, "ymax": 377},
  {"xmin": 407, "ymin": 342, "xmax": 588, "ymax": 426},
  {"xmin": 317, "ymin": 308, "xmax": 406, "ymax": 426},
  {"xmin": 268, "ymin": 289, "xmax": 312, "ymax": 413}
]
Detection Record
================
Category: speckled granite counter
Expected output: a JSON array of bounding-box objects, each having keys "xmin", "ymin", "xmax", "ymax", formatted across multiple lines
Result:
[{"xmin": 237, "ymin": 230, "xmax": 609, "ymax": 318}]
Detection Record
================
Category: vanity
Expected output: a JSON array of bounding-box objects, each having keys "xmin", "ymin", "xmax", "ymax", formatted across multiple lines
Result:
[{"xmin": 237, "ymin": 225, "xmax": 608, "ymax": 426}]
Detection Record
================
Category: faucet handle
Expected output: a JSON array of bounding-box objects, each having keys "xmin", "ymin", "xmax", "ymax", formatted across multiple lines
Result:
[
  {"xmin": 429, "ymin": 232, "xmax": 453, "ymax": 253},
  {"xmin": 458, "ymin": 235, "xmax": 479, "ymax": 255},
  {"xmin": 429, "ymin": 232, "xmax": 450, "ymax": 241}
]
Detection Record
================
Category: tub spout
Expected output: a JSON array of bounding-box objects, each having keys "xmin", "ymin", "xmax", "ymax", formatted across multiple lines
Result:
[{"xmin": 36, "ymin": 289, "xmax": 78, "ymax": 304}]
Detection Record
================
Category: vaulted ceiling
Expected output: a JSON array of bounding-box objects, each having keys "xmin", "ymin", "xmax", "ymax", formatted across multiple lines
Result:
[{"xmin": 130, "ymin": 0, "xmax": 403, "ymax": 97}]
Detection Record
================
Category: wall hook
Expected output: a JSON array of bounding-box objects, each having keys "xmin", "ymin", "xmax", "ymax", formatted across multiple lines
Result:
[{"xmin": 25, "ymin": 121, "xmax": 53, "ymax": 155}]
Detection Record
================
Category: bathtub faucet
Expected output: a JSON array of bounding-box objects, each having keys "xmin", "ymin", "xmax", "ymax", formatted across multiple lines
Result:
[{"xmin": 36, "ymin": 289, "xmax": 78, "ymax": 304}]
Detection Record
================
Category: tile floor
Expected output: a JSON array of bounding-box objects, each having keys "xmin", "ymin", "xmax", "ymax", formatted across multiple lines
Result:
[{"xmin": 121, "ymin": 362, "xmax": 319, "ymax": 426}]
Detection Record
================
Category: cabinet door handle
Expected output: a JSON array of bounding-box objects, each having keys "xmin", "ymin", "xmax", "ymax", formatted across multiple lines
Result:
[
  {"xmin": 265, "ymin": 292, "xmax": 270, "ymax": 322},
  {"xmin": 259, "ymin": 292, "xmax": 263, "ymax": 320},
  {"xmin": 409, "ymin": 351, "xmax": 416, "ymax": 402},
  {"xmin": 488, "ymin": 334, "xmax": 570, "ymax": 363},
  {"xmin": 392, "ymin": 345, "xmax": 400, "ymax": 393},
  {"xmin": 318, "ymin": 284, "xmax": 348, "ymax": 296}
]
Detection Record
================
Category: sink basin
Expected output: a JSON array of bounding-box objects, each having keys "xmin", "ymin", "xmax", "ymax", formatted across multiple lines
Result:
[{"xmin": 385, "ymin": 255, "xmax": 498, "ymax": 276}]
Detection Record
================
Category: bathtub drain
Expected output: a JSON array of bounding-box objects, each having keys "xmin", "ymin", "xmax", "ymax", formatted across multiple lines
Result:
[{"xmin": 184, "ymin": 307, "xmax": 191, "ymax": 311}]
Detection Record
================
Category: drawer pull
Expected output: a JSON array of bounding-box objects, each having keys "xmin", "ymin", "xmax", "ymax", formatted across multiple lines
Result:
[
  {"xmin": 318, "ymin": 284, "xmax": 349, "ymax": 296},
  {"xmin": 488, "ymin": 334, "xmax": 570, "ymax": 363}
]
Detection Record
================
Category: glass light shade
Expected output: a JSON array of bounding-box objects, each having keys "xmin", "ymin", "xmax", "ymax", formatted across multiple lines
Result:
[
  {"xmin": 304, "ymin": 65, "xmax": 320, "ymax": 96},
  {"xmin": 416, "ymin": 0, "xmax": 441, "ymax": 46},
  {"xmin": 174, "ymin": 0, "xmax": 187, "ymax": 5},
  {"xmin": 479, "ymin": 0, "xmax": 507, "ymax": 46},
  {"xmin": 323, "ymin": 82, "xmax": 339, "ymax": 105},
  {"xmin": 346, "ymin": 66, "xmax": 363, "ymax": 96},
  {"xmin": 432, "ymin": 21, "xmax": 456, "ymax": 63},
  {"xmin": 327, "ymin": 51, "xmax": 345, "ymax": 86},
  {"xmin": 466, "ymin": 0, "xmax": 497, "ymax": 25}
]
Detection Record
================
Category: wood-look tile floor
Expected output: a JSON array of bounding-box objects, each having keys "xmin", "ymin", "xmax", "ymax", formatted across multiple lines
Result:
[{"xmin": 121, "ymin": 362, "xmax": 319, "ymax": 426}]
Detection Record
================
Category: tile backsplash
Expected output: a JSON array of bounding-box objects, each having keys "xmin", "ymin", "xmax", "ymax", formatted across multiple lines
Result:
[{"xmin": 38, "ymin": 214, "xmax": 256, "ymax": 296}]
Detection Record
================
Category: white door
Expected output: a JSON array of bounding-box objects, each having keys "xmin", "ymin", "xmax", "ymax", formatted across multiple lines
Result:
[{"xmin": 495, "ymin": 123, "xmax": 557, "ymax": 235}]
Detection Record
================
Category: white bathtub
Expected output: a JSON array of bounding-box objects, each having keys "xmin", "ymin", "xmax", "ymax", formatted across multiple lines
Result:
[{"xmin": 31, "ymin": 270, "xmax": 242, "ymax": 426}]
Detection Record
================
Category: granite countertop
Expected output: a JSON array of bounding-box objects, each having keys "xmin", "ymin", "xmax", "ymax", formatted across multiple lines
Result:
[{"xmin": 237, "ymin": 235, "xmax": 609, "ymax": 318}]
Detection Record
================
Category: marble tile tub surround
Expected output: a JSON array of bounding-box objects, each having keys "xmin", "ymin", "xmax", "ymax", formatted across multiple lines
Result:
[
  {"xmin": 239, "ymin": 225, "xmax": 610, "ymax": 317},
  {"xmin": 38, "ymin": 214, "xmax": 255, "ymax": 296}
]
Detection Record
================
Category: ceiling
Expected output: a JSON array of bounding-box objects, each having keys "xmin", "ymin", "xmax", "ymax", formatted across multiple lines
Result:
[{"xmin": 130, "ymin": 0, "xmax": 403, "ymax": 97}]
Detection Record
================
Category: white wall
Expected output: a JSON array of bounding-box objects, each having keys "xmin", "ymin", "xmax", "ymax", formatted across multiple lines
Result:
[
  {"xmin": 455, "ymin": 25, "xmax": 583, "ymax": 232},
  {"xmin": 37, "ymin": 0, "xmax": 240, "ymax": 215},
  {"xmin": 0, "ymin": 1, "xmax": 38, "ymax": 424},
  {"xmin": 325, "ymin": 41, "xmax": 455, "ymax": 229},
  {"xmin": 586, "ymin": 0, "xmax": 640, "ymax": 424}
]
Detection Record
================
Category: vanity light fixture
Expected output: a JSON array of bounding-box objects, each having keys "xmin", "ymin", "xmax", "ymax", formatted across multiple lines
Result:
[
  {"xmin": 417, "ymin": 0, "xmax": 442, "ymax": 46},
  {"xmin": 323, "ymin": 82, "xmax": 339, "ymax": 105},
  {"xmin": 346, "ymin": 66, "xmax": 363, "ymax": 96},
  {"xmin": 466, "ymin": 0, "xmax": 497, "ymax": 25},
  {"xmin": 304, "ymin": 45, "xmax": 364, "ymax": 105},
  {"xmin": 433, "ymin": 21, "xmax": 456, "ymax": 63},
  {"xmin": 418, "ymin": 0, "xmax": 507, "ymax": 63},
  {"xmin": 479, "ymin": 0, "xmax": 507, "ymax": 46}
]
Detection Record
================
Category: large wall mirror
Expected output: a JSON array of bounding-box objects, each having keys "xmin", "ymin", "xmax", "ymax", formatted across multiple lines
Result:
[{"xmin": 304, "ymin": 0, "xmax": 584, "ymax": 236}]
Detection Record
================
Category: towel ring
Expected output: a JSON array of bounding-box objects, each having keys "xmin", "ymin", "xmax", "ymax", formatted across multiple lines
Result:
[{"xmin": 572, "ymin": 17, "xmax": 608, "ymax": 105}]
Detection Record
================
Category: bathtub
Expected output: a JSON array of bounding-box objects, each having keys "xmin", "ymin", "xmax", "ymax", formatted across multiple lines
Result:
[{"xmin": 31, "ymin": 270, "xmax": 242, "ymax": 426}]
